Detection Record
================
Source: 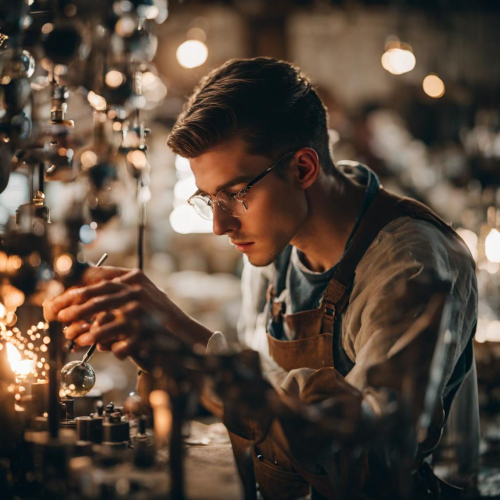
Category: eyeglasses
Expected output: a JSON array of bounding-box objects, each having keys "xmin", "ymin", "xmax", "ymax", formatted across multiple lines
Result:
[{"xmin": 187, "ymin": 151, "xmax": 295, "ymax": 220}]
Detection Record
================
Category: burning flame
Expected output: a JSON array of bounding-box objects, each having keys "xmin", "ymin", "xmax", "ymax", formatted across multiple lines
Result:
[{"xmin": 6, "ymin": 342, "xmax": 35, "ymax": 377}]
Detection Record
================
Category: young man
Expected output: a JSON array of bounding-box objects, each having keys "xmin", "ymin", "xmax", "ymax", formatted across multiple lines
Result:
[{"xmin": 46, "ymin": 58, "xmax": 478, "ymax": 499}]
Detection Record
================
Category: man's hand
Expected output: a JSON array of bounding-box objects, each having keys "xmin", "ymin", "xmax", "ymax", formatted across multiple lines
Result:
[{"xmin": 43, "ymin": 266, "xmax": 213, "ymax": 360}]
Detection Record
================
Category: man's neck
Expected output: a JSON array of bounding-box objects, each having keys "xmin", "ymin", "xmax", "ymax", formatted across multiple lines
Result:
[{"xmin": 290, "ymin": 171, "xmax": 367, "ymax": 273}]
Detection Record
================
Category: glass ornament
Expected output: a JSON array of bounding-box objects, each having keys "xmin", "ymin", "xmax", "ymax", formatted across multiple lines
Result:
[{"xmin": 60, "ymin": 360, "xmax": 95, "ymax": 397}]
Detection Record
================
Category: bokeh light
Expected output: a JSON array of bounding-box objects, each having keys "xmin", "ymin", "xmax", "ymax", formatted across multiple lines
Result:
[
  {"xmin": 105, "ymin": 70, "xmax": 125, "ymax": 88},
  {"xmin": 457, "ymin": 228, "xmax": 478, "ymax": 261},
  {"xmin": 87, "ymin": 91, "xmax": 107, "ymax": 111},
  {"xmin": 423, "ymin": 74, "xmax": 445, "ymax": 98},
  {"xmin": 176, "ymin": 40, "xmax": 208, "ymax": 69},
  {"xmin": 169, "ymin": 204, "xmax": 212, "ymax": 234},
  {"xmin": 81, "ymin": 151, "xmax": 98, "ymax": 169},
  {"xmin": 381, "ymin": 48, "xmax": 416, "ymax": 75},
  {"xmin": 126, "ymin": 150, "xmax": 148, "ymax": 169},
  {"xmin": 55, "ymin": 254, "xmax": 73, "ymax": 274},
  {"xmin": 485, "ymin": 228, "xmax": 500, "ymax": 263}
]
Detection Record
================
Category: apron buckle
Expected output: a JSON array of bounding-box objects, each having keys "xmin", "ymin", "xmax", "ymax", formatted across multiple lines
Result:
[{"xmin": 325, "ymin": 305, "xmax": 336, "ymax": 317}]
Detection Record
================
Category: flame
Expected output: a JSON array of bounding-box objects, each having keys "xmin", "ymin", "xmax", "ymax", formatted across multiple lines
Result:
[
  {"xmin": 6, "ymin": 342, "xmax": 21, "ymax": 363},
  {"xmin": 6, "ymin": 342, "xmax": 35, "ymax": 377}
]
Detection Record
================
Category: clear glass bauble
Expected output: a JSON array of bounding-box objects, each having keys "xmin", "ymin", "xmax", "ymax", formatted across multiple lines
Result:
[{"xmin": 60, "ymin": 360, "xmax": 96, "ymax": 397}]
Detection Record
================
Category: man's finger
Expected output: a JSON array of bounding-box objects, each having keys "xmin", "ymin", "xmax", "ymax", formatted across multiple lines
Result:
[
  {"xmin": 97, "ymin": 331, "xmax": 129, "ymax": 351},
  {"xmin": 111, "ymin": 338, "xmax": 138, "ymax": 360},
  {"xmin": 76, "ymin": 313, "xmax": 128, "ymax": 346},
  {"xmin": 64, "ymin": 310, "xmax": 116, "ymax": 343},
  {"xmin": 113, "ymin": 268, "xmax": 145, "ymax": 285},
  {"xmin": 57, "ymin": 286, "xmax": 142, "ymax": 323},
  {"xmin": 64, "ymin": 321, "xmax": 91, "ymax": 340},
  {"xmin": 92, "ymin": 310, "xmax": 116, "ymax": 328},
  {"xmin": 75, "ymin": 304, "xmax": 142, "ymax": 346},
  {"xmin": 83, "ymin": 266, "xmax": 131, "ymax": 285},
  {"xmin": 51, "ymin": 281, "xmax": 126, "ymax": 320},
  {"xmin": 43, "ymin": 285, "xmax": 78, "ymax": 321},
  {"xmin": 87, "ymin": 311, "xmax": 117, "ymax": 348}
]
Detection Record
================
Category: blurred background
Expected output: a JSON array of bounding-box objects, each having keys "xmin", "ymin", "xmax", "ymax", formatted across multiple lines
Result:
[{"xmin": 1, "ymin": 0, "xmax": 499, "ymax": 494}]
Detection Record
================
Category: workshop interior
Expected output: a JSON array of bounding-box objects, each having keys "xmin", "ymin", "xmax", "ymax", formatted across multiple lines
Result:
[{"xmin": 0, "ymin": 0, "xmax": 499, "ymax": 499}]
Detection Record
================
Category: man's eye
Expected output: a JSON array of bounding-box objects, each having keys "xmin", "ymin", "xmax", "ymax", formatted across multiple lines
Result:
[{"xmin": 198, "ymin": 194, "xmax": 212, "ymax": 205}]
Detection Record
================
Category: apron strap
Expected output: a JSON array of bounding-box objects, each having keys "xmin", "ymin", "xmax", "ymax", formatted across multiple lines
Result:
[
  {"xmin": 321, "ymin": 187, "xmax": 467, "ymax": 330},
  {"xmin": 321, "ymin": 188, "xmax": 399, "ymax": 327}
]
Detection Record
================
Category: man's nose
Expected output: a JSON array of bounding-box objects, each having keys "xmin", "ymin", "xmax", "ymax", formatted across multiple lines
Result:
[{"xmin": 212, "ymin": 203, "xmax": 239, "ymax": 236}]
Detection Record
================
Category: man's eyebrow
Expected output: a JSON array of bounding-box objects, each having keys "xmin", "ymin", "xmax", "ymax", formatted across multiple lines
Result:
[
  {"xmin": 214, "ymin": 175, "xmax": 254, "ymax": 193},
  {"xmin": 196, "ymin": 175, "xmax": 254, "ymax": 196}
]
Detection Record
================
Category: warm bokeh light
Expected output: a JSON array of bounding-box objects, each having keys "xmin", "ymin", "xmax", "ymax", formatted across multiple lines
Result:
[
  {"xmin": 3, "ymin": 286, "xmax": 25, "ymax": 309},
  {"xmin": 6, "ymin": 343, "xmax": 35, "ymax": 377},
  {"xmin": 9, "ymin": 255, "xmax": 22, "ymax": 270},
  {"xmin": 81, "ymin": 151, "xmax": 98, "ymax": 169},
  {"xmin": 105, "ymin": 70, "xmax": 125, "ymax": 88},
  {"xmin": 41, "ymin": 23, "xmax": 54, "ymax": 35},
  {"xmin": 186, "ymin": 27, "xmax": 206, "ymax": 42},
  {"xmin": 175, "ymin": 155, "xmax": 191, "ymax": 177},
  {"xmin": 423, "ymin": 74, "xmax": 445, "ymax": 98},
  {"xmin": 55, "ymin": 254, "xmax": 73, "ymax": 274},
  {"xmin": 126, "ymin": 150, "xmax": 148, "ymax": 169},
  {"xmin": 150, "ymin": 390, "xmax": 171, "ymax": 440},
  {"xmin": 141, "ymin": 71, "xmax": 157, "ymax": 87},
  {"xmin": 87, "ymin": 91, "xmax": 107, "ymax": 111},
  {"xmin": 6, "ymin": 342, "xmax": 20, "ymax": 364},
  {"xmin": 169, "ymin": 205, "xmax": 212, "ymax": 234},
  {"xmin": 14, "ymin": 359, "xmax": 36, "ymax": 377},
  {"xmin": 475, "ymin": 319, "xmax": 500, "ymax": 343},
  {"xmin": 485, "ymin": 321, "xmax": 500, "ymax": 342},
  {"xmin": 0, "ymin": 253, "xmax": 25, "ymax": 273},
  {"xmin": 176, "ymin": 40, "xmax": 208, "ymax": 69},
  {"xmin": 174, "ymin": 175, "xmax": 197, "ymax": 201},
  {"xmin": 457, "ymin": 228, "xmax": 478, "ymax": 261},
  {"xmin": 170, "ymin": 158, "xmax": 212, "ymax": 233},
  {"xmin": 115, "ymin": 17, "xmax": 136, "ymax": 37},
  {"xmin": 485, "ymin": 228, "xmax": 500, "ymax": 263},
  {"xmin": 141, "ymin": 72, "xmax": 167, "ymax": 108},
  {"xmin": 381, "ymin": 48, "xmax": 416, "ymax": 75}
]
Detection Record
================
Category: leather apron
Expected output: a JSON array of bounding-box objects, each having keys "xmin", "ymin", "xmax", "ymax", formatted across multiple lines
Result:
[{"xmin": 229, "ymin": 186, "xmax": 470, "ymax": 500}]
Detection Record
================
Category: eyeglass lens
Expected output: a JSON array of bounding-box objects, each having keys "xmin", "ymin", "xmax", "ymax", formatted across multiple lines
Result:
[{"xmin": 190, "ymin": 189, "xmax": 247, "ymax": 220}]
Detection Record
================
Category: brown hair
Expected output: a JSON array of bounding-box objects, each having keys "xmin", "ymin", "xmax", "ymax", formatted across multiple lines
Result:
[{"xmin": 167, "ymin": 57, "xmax": 335, "ymax": 174}]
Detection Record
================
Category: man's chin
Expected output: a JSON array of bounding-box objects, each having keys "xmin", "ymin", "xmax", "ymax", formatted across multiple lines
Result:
[{"xmin": 246, "ymin": 249, "xmax": 281, "ymax": 268}]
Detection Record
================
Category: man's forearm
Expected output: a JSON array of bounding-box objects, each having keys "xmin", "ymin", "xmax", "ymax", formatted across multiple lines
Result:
[{"xmin": 165, "ymin": 299, "xmax": 213, "ymax": 348}]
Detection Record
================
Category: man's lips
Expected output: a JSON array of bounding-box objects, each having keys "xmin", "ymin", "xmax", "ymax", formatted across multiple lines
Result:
[{"xmin": 230, "ymin": 240, "xmax": 254, "ymax": 252}]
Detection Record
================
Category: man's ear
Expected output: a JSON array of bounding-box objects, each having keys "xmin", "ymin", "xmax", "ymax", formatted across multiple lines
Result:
[{"xmin": 294, "ymin": 148, "xmax": 319, "ymax": 190}]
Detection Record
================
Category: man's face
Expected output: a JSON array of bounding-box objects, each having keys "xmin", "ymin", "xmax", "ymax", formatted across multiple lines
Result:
[{"xmin": 189, "ymin": 138, "xmax": 308, "ymax": 267}]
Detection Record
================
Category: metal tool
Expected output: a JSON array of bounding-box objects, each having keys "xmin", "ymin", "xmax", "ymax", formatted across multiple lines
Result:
[
  {"xmin": 77, "ymin": 252, "xmax": 109, "ymax": 364},
  {"xmin": 67, "ymin": 252, "xmax": 108, "ymax": 353}
]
